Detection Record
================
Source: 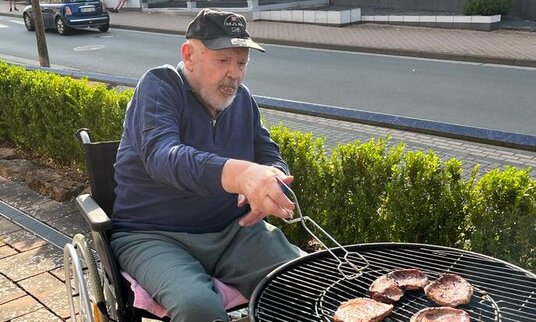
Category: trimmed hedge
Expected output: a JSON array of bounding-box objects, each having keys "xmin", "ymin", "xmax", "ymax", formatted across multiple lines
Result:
[
  {"xmin": 465, "ymin": 166, "xmax": 536, "ymax": 269},
  {"xmin": 463, "ymin": 0, "xmax": 512, "ymax": 16},
  {"xmin": 0, "ymin": 61, "xmax": 130, "ymax": 166},
  {"xmin": 1, "ymin": 61, "xmax": 535, "ymax": 272}
]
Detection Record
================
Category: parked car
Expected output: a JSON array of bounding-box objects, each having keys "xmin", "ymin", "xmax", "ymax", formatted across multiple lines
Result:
[{"xmin": 23, "ymin": 0, "xmax": 110, "ymax": 35}]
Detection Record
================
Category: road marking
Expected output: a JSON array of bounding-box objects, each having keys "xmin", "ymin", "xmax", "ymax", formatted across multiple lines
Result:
[
  {"xmin": 0, "ymin": 24, "xmax": 7, "ymax": 28},
  {"xmin": 74, "ymin": 44, "xmax": 105, "ymax": 51},
  {"xmin": 10, "ymin": 19, "xmax": 25, "ymax": 25}
]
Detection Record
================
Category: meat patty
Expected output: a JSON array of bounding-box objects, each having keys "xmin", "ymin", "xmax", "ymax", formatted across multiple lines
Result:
[
  {"xmin": 387, "ymin": 268, "xmax": 430, "ymax": 290},
  {"xmin": 424, "ymin": 273, "xmax": 474, "ymax": 307},
  {"xmin": 333, "ymin": 297, "xmax": 394, "ymax": 322},
  {"xmin": 368, "ymin": 275, "xmax": 404, "ymax": 303},
  {"xmin": 410, "ymin": 307, "xmax": 471, "ymax": 322}
]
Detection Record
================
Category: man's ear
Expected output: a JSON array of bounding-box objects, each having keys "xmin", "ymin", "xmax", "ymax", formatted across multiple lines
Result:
[{"xmin": 181, "ymin": 42, "xmax": 194, "ymax": 71}]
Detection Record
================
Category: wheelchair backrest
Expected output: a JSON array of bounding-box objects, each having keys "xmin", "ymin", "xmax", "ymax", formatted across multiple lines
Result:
[{"xmin": 76, "ymin": 129, "xmax": 119, "ymax": 216}]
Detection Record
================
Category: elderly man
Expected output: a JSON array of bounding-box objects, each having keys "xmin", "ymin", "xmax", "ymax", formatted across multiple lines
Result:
[{"xmin": 110, "ymin": 8, "xmax": 304, "ymax": 322}]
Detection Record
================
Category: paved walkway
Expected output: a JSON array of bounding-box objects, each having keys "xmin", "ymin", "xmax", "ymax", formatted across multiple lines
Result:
[{"xmin": 1, "ymin": 3, "xmax": 536, "ymax": 321}]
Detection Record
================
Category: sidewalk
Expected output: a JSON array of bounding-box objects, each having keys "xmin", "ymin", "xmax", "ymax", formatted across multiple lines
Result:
[{"xmin": 1, "ymin": 3, "xmax": 536, "ymax": 321}]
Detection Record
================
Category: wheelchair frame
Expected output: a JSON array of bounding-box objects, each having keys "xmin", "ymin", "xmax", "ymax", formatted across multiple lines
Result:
[
  {"xmin": 64, "ymin": 128, "xmax": 249, "ymax": 322},
  {"xmin": 64, "ymin": 128, "xmax": 165, "ymax": 322}
]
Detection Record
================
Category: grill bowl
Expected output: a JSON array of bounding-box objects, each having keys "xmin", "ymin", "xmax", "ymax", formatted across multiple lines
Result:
[{"xmin": 250, "ymin": 243, "xmax": 536, "ymax": 322}]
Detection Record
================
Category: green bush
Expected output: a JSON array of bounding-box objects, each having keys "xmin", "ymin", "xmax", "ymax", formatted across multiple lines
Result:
[
  {"xmin": 269, "ymin": 125, "xmax": 328, "ymax": 249},
  {"xmin": 323, "ymin": 138, "xmax": 403, "ymax": 245},
  {"xmin": 0, "ymin": 61, "xmax": 131, "ymax": 166},
  {"xmin": 465, "ymin": 166, "xmax": 536, "ymax": 270},
  {"xmin": 1, "ymin": 60, "xmax": 535, "ymax": 273},
  {"xmin": 378, "ymin": 152, "xmax": 471, "ymax": 247},
  {"xmin": 463, "ymin": 0, "xmax": 512, "ymax": 16}
]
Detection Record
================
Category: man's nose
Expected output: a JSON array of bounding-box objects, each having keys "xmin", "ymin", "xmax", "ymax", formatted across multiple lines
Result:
[{"xmin": 226, "ymin": 63, "xmax": 243, "ymax": 79}]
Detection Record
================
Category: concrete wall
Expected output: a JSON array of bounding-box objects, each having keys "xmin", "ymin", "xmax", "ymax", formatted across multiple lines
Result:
[
  {"xmin": 521, "ymin": 0, "xmax": 536, "ymax": 20},
  {"xmin": 510, "ymin": 0, "xmax": 536, "ymax": 20},
  {"xmin": 332, "ymin": 0, "xmax": 463, "ymax": 13},
  {"xmin": 332, "ymin": 0, "xmax": 535, "ymax": 19}
]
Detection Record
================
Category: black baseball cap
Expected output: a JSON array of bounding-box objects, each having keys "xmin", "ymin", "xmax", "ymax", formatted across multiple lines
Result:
[{"xmin": 185, "ymin": 8, "xmax": 265, "ymax": 52}]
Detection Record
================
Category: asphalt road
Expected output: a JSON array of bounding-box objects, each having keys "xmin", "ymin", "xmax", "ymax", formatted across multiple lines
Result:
[{"xmin": 1, "ymin": 18, "xmax": 535, "ymax": 136}]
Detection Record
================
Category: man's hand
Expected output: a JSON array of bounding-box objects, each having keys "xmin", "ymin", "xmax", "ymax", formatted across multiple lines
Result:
[{"xmin": 222, "ymin": 160, "xmax": 295, "ymax": 227}]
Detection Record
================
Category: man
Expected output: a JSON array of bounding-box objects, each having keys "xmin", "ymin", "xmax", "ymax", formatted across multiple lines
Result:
[{"xmin": 110, "ymin": 8, "xmax": 304, "ymax": 322}]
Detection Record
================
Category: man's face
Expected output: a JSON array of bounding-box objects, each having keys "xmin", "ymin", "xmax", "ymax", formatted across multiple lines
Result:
[{"xmin": 184, "ymin": 41, "xmax": 250, "ymax": 115}]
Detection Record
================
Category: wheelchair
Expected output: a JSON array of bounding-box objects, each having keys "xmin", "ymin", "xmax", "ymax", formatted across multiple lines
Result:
[{"xmin": 63, "ymin": 128, "xmax": 248, "ymax": 322}]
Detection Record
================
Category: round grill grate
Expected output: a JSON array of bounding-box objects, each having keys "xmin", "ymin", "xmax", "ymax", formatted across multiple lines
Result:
[{"xmin": 250, "ymin": 243, "xmax": 536, "ymax": 322}]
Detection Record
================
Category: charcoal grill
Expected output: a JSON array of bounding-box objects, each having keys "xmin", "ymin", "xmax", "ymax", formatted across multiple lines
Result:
[
  {"xmin": 250, "ymin": 243, "xmax": 536, "ymax": 322},
  {"xmin": 252, "ymin": 181, "xmax": 536, "ymax": 321}
]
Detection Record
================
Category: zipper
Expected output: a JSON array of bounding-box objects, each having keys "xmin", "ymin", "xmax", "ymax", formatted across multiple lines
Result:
[
  {"xmin": 211, "ymin": 118, "xmax": 217, "ymax": 141},
  {"xmin": 210, "ymin": 107, "xmax": 231, "ymax": 142}
]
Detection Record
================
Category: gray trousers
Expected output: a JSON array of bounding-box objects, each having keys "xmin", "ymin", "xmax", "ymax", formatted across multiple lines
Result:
[{"xmin": 110, "ymin": 218, "xmax": 304, "ymax": 322}]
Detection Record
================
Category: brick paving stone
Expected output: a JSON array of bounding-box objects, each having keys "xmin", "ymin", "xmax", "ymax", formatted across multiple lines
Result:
[
  {"xmin": 0, "ymin": 217, "xmax": 21, "ymax": 236},
  {"xmin": 499, "ymin": 154, "xmax": 521, "ymax": 162},
  {"xmin": 18, "ymin": 272, "xmax": 71, "ymax": 319},
  {"xmin": 47, "ymin": 211, "xmax": 89, "ymax": 238},
  {"xmin": 0, "ymin": 244, "xmax": 63, "ymax": 282},
  {"xmin": 0, "ymin": 273, "xmax": 26, "ymax": 305},
  {"xmin": 0, "ymin": 187, "xmax": 55, "ymax": 216},
  {"xmin": 0, "ymin": 295, "xmax": 43, "ymax": 321},
  {"xmin": 0, "ymin": 244, "xmax": 18, "ymax": 259},
  {"xmin": 49, "ymin": 266, "xmax": 67, "ymax": 283},
  {"xmin": 1, "ymin": 229, "xmax": 48, "ymax": 252},
  {"xmin": 10, "ymin": 307, "xmax": 63, "ymax": 322},
  {"xmin": 24, "ymin": 198, "xmax": 78, "ymax": 224}
]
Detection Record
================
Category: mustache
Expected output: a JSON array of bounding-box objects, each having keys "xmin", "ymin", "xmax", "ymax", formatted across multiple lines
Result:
[{"xmin": 221, "ymin": 80, "xmax": 240, "ymax": 89}]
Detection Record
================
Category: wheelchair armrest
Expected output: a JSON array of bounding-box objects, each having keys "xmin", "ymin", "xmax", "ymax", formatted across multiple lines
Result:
[{"xmin": 75, "ymin": 194, "xmax": 112, "ymax": 232}]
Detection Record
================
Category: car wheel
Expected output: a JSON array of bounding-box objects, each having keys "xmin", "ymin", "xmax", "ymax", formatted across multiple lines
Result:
[
  {"xmin": 98, "ymin": 24, "xmax": 109, "ymax": 32},
  {"xmin": 23, "ymin": 13, "xmax": 35, "ymax": 31},
  {"xmin": 55, "ymin": 17, "xmax": 70, "ymax": 35}
]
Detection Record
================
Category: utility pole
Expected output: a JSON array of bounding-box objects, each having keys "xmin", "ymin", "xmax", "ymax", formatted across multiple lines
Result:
[{"xmin": 30, "ymin": 0, "xmax": 50, "ymax": 67}]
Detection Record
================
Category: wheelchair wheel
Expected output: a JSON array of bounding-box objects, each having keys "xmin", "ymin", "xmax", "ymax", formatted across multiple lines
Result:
[{"xmin": 64, "ymin": 234, "xmax": 108, "ymax": 322}]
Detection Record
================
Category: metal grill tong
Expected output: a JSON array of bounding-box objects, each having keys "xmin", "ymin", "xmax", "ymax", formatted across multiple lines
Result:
[{"xmin": 277, "ymin": 178, "xmax": 369, "ymax": 279}]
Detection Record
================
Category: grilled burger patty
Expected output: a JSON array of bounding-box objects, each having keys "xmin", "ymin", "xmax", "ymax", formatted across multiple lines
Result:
[
  {"xmin": 333, "ymin": 297, "xmax": 394, "ymax": 322},
  {"xmin": 368, "ymin": 275, "xmax": 404, "ymax": 304},
  {"xmin": 369, "ymin": 268, "xmax": 430, "ymax": 304},
  {"xmin": 387, "ymin": 268, "xmax": 430, "ymax": 290},
  {"xmin": 410, "ymin": 307, "xmax": 471, "ymax": 322},
  {"xmin": 424, "ymin": 273, "xmax": 474, "ymax": 307}
]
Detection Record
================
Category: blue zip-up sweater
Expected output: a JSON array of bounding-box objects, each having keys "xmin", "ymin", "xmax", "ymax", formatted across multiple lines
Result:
[{"xmin": 112, "ymin": 63, "xmax": 289, "ymax": 233}]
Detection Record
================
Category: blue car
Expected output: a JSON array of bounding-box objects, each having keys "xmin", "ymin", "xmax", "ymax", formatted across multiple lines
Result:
[{"xmin": 23, "ymin": 0, "xmax": 110, "ymax": 35}]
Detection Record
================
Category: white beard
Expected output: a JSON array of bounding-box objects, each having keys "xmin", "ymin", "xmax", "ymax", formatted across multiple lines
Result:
[{"xmin": 198, "ymin": 86, "xmax": 236, "ymax": 112}]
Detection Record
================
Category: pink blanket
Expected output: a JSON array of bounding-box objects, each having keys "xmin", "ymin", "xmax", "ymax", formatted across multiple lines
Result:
[{"xmin": 121, "ymin": 271, "xmax": 248, "ymax": 318}]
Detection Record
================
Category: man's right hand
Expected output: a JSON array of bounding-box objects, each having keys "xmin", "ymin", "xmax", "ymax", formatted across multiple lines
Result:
[{"xmin": 222, "ymin": 160, "xmax": 295, "ymax": 226}]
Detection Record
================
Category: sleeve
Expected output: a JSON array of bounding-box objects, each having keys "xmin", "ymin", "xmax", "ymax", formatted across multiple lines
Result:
[
  {"xmin": 250, "ymin": 95, "xmax": 290, "ymax": 175},
  {"xmin": 125, "ymin": 66, "xmax": 228, "ymax": 195}
]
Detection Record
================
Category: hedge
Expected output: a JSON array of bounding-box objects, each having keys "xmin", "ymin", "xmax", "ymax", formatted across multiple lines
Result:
[
  {"xmin": 1, "ymin": 61, "xmax": 534, "ymax": 272},
  {"xmin": 463, "ymin": 0, "xmax": 512, "ymax": 16},
  {"xmin": 0, "ymin": 61, "xmax": 130, "ymax": 166}
]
